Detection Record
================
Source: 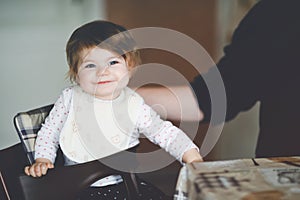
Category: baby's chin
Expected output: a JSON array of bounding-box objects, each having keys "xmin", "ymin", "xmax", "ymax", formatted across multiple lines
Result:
[{"xmin": 93, "ymin": 89, "xmax": 123, "ymax": 100}]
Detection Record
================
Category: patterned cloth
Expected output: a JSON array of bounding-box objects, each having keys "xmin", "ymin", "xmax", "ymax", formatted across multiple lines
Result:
[{"xmin": 13, "ymin": 104, "xmax": 54, "ymax": 164}]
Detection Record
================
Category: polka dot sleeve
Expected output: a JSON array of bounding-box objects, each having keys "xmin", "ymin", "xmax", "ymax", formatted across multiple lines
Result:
[
  {"xmin": 34, "ymin": 87, "xmax": 73, "ymax": 163},
  {"xmin": 136, "ymin": 102, "xmax": 199, "ymax": 163}
]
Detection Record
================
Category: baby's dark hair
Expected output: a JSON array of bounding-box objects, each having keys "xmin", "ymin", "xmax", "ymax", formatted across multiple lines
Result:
[{"xmin": 66, "ymin": 20, "xmax": 140, "ymax": 83}]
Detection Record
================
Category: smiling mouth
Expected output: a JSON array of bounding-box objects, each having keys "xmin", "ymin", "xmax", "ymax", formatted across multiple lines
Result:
[{"xmin": 97, "ymin": 81, "xmax": 112, "ymax": 85}]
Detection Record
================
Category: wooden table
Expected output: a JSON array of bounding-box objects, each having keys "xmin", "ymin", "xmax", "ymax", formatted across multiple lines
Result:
[{"xmin": 174, "ymin": 157, "xmax": 300, "ymax": 200}]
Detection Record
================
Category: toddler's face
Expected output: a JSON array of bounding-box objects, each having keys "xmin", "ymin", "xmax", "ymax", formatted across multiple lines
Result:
[{"xmin": 76, "ymin": 47, "xmax": 130, "ymax": 100}]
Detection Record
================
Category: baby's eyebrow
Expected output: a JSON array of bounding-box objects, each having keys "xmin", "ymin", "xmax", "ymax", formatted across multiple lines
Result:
[
  {"xmin": 107, "ymin": 56, "xmax": 123, "ymax": 60},
  {"xmin": 81, "ymin": 59, "xmax": 96, "ymax": 63},
  {"xmin": 83, "ymin": 56, "xmax": 120, "ymax": 63}
]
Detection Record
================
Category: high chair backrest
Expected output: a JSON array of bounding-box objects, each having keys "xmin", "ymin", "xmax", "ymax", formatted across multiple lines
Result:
[{"xmin": 13, "ymin": 104, "xmax": 54, "ymax": 165}]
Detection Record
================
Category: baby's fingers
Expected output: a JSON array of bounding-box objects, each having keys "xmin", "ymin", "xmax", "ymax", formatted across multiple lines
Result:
[
  {"xmin": 35, "ymin": 163, "xmax": 47, "ymax": 177},
  {"xmin": 30, "ymin": 165, "xmax": 40, "ymax": 177},
  {"xmin": 24, "ymin": 166, "xmax": 30, "ymax": 176},
  {"xmin": 24, "ymin": 165, "xmax": 38, "ymax": 177},
  {"xmin": 47, "ymin": 162, "xmax": 54, "ymax": 169},
  {"xmin": 24, "ymin": 161, "xmax": 53, "ymax": 177},
  {"xmin": 41, "ymin": 163, "xmax": 51, "ymax": 175}
]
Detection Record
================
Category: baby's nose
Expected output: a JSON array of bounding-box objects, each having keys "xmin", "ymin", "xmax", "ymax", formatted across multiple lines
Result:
[{"xmin": 96, "ymin": 65, "xmax": 109, "ymax": 76}]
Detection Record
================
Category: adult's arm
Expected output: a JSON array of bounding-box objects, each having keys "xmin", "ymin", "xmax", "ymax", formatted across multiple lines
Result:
[{"xmin": 136, "ymin": 85, "xmax": 203, "ymax": 122}]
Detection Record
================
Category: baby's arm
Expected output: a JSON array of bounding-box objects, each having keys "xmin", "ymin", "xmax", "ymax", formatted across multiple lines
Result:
[
  {"xmin": 24, "ymin": 158, "xmax": 54, "ymax": 177},
  {"xmin": 24, "ymin": 87, "xmax": 72, "ymax": 177},
  {"xmin": 137, "ymin": 103, "xmax": 203, "ymax": 163}
]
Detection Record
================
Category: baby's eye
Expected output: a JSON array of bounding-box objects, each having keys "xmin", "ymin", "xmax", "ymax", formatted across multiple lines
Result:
[
  {"xmin": 85, "ymin": 64, "xmax": 96, "ymax": 68},
  {"xmin": 109, "ymin": 60, "xmax": 119, "ymax": 66}
]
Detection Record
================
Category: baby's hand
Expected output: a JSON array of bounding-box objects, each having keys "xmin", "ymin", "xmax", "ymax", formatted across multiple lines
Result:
[
  {"xmin": 24, "ymin": 158, "xmax": 54, "ymax": 177},
  {"xmin": 182, "ymin": 148, "xmax": 203, "ymax": 163}
]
